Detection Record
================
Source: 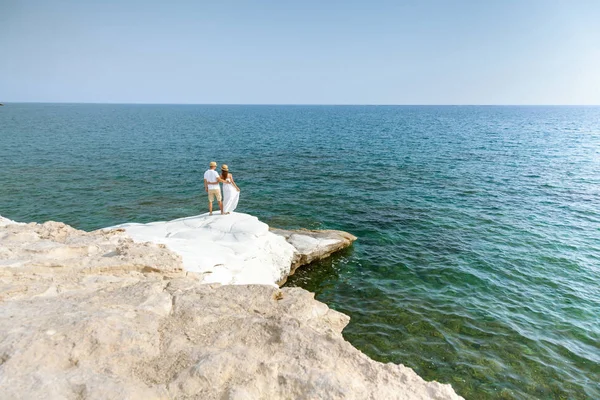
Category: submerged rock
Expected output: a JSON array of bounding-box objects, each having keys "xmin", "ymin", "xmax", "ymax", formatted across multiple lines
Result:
[{"xmin": 0, "ymin": 216, "xmax": 463, "ymax": 399}]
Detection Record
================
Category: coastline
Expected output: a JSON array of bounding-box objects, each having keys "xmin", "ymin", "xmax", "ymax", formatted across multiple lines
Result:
[
  {"xmin": 0, "ymin": 214, "xmax": 463, "ymax": 399},
  {"xmin": 105, "ymin": 212, "xmax": 357, "ymax": 287}
]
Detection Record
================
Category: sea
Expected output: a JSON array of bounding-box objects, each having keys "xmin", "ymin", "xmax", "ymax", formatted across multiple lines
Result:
[{"xmin": 1, "ymin": 103, "xmax": 599, "ymax": 399}]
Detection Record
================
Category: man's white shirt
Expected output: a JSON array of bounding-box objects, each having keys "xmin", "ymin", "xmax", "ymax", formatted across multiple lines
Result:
[{"xmin": 204, "ymin": 169, "xmax": 220, "ymax": 190}]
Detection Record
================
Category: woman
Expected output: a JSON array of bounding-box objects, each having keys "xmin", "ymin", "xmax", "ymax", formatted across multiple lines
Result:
[{"xmin": 220, "ymin": 164, "xmax": 240, "ymax": 214}]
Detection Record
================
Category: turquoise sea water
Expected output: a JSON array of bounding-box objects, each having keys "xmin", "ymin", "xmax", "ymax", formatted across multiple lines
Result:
[{"xmin": 1, "ymin": 104, "xmax": 599, "ymax": 399}]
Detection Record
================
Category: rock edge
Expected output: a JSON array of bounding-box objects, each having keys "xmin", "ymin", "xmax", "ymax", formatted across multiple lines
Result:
[{"xmin": 0, "ymin": 218, "xmax": 463, "ymax": 400}]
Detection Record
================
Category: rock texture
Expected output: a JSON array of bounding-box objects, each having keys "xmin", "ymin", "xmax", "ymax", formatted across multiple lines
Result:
[
  {"xmin": 109, "ymin": 213, "xmax": 356, "ymax": 287},
  {"xmin": 0, "ymin": 220, "xmax": 183, "ymax": 301},
  {"xmin": 271, "ymin": 228, "xmax": 357, "ymax": 285},
  {"xmin": 0, "ymin": 217, "xmax": 463, "ymax": 399}
]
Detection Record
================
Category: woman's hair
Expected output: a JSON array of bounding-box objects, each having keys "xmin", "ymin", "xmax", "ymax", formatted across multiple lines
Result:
[{"xmin": 221, "ymin": 170, "xmax": 229, "ymax": 180}]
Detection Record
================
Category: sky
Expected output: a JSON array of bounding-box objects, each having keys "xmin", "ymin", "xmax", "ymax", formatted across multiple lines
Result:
[{"xmin": 1, "ymin": 0, "xmax": 599, "ymax": 104}]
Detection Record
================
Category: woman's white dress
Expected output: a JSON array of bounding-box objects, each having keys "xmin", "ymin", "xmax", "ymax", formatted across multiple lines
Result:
[{"xmin": 222, "ymin": 177, "xmax": 239, "ymax": 213}]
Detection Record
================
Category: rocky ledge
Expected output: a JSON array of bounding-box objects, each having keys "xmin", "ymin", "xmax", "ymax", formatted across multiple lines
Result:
[
  {"xmin": 0, "ymin": 216, "xmax": 462, "ymax": 399},
  {"xmin": 270, "ymin": 228, "xmax": 357, "ymax": 285},
  {"xmin": 109, "ymin": 212, "xmax": 356, "ymax": 287}
]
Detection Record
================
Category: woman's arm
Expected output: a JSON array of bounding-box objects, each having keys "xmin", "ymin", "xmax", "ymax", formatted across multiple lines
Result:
[{"xmin": 230, "ymin": 175, "xmax": 240, "ymax": 191}]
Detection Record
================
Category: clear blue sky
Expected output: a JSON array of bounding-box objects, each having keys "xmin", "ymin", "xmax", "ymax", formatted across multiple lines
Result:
[{"xmin": 2, "ymin": 0, "xmax": 599, "ymax": 104}]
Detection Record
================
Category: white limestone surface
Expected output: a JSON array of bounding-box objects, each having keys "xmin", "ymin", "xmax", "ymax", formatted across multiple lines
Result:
[
  {"xmin": 0, "ymin": 216, "xmax": 22, "ymax": 227},
  {"xmin": 108, "ymin": 212, "xmax": 296, "ymax": 286}
]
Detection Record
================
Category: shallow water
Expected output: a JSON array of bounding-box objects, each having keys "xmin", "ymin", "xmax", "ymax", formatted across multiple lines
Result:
[{"xmin": 1, "ymin": 104, "xmax": 599, "ymax": 399}]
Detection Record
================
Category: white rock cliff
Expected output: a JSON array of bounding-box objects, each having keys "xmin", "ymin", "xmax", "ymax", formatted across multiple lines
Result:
[
  {"xmin": 0, "ymin": 216, "xmax": 463, "ymax": 399},
  {"xmin": 109, "ymin": 212, "xmax": 357, "ymax": 287}
]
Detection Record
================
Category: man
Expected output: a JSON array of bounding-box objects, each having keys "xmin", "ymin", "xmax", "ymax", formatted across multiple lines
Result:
[{"xmin": 204, "ymin": 161, "xmax": 223, "ymax": 215}]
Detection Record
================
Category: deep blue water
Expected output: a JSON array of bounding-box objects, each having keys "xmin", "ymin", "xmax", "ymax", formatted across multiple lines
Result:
[{"xmin": 1, "ymin": 104, "xmax": 599, "ymax": 399}]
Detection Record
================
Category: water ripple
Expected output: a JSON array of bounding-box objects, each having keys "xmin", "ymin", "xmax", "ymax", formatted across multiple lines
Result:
[{"xmin": 2, "ymin": 104, "xmax": 599, "ymax": 399}]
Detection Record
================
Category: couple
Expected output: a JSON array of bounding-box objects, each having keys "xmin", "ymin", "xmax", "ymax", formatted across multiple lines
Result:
[{"xmin": 203, "ymin": 161, "xmax": 240, "ymax": 215}]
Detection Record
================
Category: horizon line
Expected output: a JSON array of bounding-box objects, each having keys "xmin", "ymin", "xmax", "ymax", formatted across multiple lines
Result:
[{"xmin": 2, "ymin": 102, "xmax": 600, "ymax": 107}]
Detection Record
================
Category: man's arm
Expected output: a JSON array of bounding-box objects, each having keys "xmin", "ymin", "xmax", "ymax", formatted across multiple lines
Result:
[{"xmin": 205, "ymin": 178, "xmax": 221, "ymax": 190}]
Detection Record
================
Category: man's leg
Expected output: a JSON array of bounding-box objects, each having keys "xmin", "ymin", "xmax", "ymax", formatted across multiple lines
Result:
[
  {"xmin": 216, "ymin": 190, "xmax": 224, "ymax": 215},
  {"xmin": 208, "ymin": 191, "xmax": 214, "ymax": 215},
  {"xmin": 208, "ymin": 200, "xmax": 213, "ymax": 215}
]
